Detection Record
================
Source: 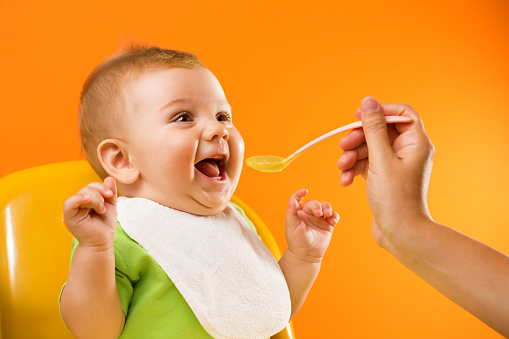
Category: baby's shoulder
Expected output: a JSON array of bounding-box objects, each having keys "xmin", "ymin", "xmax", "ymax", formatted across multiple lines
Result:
[{"xmin": 114, "ymin": 221, "xmax": 140, "ymax": 251}]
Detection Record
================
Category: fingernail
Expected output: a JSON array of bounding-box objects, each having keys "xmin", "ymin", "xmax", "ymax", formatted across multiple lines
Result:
[
  {"xmin": 105, "ymin": 189, "xmax": 113, "ymax": 196},
  {"xmin": 361, "ymin": 97, "xmax": 379, "ymax": 114}
]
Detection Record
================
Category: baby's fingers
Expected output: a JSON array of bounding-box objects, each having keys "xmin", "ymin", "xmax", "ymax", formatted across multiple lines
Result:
[
  {"xmin": 102, "ymin": 177, "xmax": 118, "ymax": 208},
  {"xmin": 83, "ymin": 181, "xmax": 114, "ymax": 200},
  {"xmin": 301, "ymin": 200, "xmax": 338, "ymax": 221},
  {"xmin": 300, "ymin": 201, "xmax": 339, "ymax": 227},
  {"xmin": 326, "ymin": 211, "xmax": 340, "ymax": 226},
  {"xmin": 302, "ymin": 200, "xmax": 325, "ymax": 217},
  {"xmin": 63, "ymin": 193, "xmax": 93, "ymax": 219},
  {"xmin": 76, "ymin": 189, "xmax": 107, "ymax": 215},
  {"xmin": 74, "ymin": 182, "xmax": 114, "ymax": 215},
  {"xmin": 320, "ymin": 201, "xmax": 334, "ymax": 218},
  {"xmin": 63, "ymin": 190, "xmax": 106, "ymax": 231},
  {"xmin": 285, "ymin": 188, "xmax": 309, "ymax": 227},
  {"xmin": 296, "ymin": 209, "xmax": 336, "ymax": 231},
  {"xmin": 287, "ymin": 189, "xmax": 308, "ymax": 213}
]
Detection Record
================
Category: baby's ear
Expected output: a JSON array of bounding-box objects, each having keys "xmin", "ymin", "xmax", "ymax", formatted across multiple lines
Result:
[{"xmin": 97, "ymin": 139, "xmax": 139, "ymax": 184}]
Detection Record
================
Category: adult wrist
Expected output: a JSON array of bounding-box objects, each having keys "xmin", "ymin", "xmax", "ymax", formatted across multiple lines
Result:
[{"xmin": 382, "ymin": 215, "xmax": 436, "ymax": 256}]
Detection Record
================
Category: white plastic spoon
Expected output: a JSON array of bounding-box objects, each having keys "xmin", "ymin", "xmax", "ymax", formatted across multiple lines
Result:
[{"xmin": 246, "ymin": 116, "xmax": 413, "ymax": 172}]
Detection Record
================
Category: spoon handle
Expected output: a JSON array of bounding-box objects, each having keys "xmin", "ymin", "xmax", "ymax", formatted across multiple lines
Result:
[{"xmin": 291, "ymin": 116, "xmax": 413, "ymax": 157}]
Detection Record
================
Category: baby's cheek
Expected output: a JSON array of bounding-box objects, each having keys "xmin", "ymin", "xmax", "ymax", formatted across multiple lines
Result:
[
  {"xmin": 167, "ymin": 140, "xmax": 195, "ymax": 162},
  {"xmin": 229, "ymin": 130, "xmax": 245, "ymax": 157},
  {"xmin": 228, "ymin": 131, "xmax": 245, "ymax": 172}
]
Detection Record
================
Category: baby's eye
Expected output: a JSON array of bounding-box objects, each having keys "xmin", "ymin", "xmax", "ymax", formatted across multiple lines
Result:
[
  {"xmin": 175, "ymin": 112, "xmax": 193, "ymax": 122},
  {"xmin": 216, "ymin": 112, "xmax": 232, "ymax": 122}
]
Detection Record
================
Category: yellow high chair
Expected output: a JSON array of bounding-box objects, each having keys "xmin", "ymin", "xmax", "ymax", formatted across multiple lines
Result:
[{"xmin": 0, "ymin": 161, "xmax": 295, "ymax": 339}]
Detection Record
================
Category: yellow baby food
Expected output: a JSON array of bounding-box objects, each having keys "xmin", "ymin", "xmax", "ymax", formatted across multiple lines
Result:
[{"xmin": 246, "ymin": 155, "xmax": 290, "ymax": 172}]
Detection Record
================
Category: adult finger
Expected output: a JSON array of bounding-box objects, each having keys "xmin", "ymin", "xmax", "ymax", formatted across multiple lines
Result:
[
  {"xmin": 360, "ymin": 96, "xmax": 396, "ymax": 168},
  {"xmin": 340, "ymin": 159, "xmax": 369, "ymax": 186},
  {"xmin": 380, "ymin": 102, "xmax": 424, "ymax": 134},
  {"xmin": 338, "ymin": 128, "xmax": 365, "ymax": 151}
]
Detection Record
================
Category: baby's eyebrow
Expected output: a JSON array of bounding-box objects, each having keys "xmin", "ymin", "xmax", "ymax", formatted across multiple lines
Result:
[
  {"xmin": 158, "ymin": 98, "xmax": 189, "ymax": 112},
  {"xmin": 158, "ymin": 98, "xmax": 232, "ymax": 112},
  {"xmin": 222, "ymin": 101, "xmax": 232, "ymax": 112}
]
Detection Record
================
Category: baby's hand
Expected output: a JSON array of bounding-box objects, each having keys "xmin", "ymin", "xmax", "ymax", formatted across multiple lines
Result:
[
  {"xmin": 285, "ymin": 189, "xmax": 339, "ymax": 263},
  {"xmin": 63, "ymin": 177, "xmax": 118, "ymax": 251}
]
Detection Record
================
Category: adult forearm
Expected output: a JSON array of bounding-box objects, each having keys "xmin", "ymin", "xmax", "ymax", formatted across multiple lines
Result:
[
  {"xmin": 60, "ymin": 245, "xmax": 124, "ymax": 339},
  {"xmin": 385, "ymin": 219, "xmax": 509, "ymax": 337},
  {"xmin": 278, "ymin": 249, "xmax": 321, "ymax": 320}
]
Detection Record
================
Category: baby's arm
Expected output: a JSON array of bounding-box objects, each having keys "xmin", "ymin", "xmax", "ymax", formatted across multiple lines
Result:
[
  {"xmin": 59, "ymin": 177, "xmax": 125, "ymax": 339},
  {"xmin": 278, "ymin": 189, "xmax": 339, "ymax": 320}
]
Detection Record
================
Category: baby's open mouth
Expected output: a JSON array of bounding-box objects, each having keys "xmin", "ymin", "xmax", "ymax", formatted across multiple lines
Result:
[{"xmin": 195, "ymin": 158, "xmax": 225, "ymax": 179}]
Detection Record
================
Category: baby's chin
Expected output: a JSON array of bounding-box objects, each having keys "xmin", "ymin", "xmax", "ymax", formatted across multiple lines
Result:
[
  {"xmin": 159, "ymin": 193, "xmax": 233, "ymax": 216},
  {"xmin": 189, "ymin": 195, "xmax": 233, "ymax": 216}
]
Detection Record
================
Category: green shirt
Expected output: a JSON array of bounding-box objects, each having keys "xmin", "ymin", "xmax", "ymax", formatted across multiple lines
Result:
[{"xmin": 63, "ymin": 203, "xmax": 257, "ymax": 338}]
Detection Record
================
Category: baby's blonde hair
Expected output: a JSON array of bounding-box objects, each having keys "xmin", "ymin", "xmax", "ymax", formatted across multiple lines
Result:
[{"xmin": 79, "ymin": 44, "xmax": 204, "ymax": 179}]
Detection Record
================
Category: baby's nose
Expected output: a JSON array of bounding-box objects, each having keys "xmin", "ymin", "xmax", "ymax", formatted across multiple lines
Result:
[{"xmin": 205, "ymin": 120, "xmax": 229, "ymax": 141}]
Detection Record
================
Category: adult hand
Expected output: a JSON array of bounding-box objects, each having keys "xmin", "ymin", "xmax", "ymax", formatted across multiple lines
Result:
[{"xmin": 337, "ymin": 96, "xmax": 435, "ymax": 250}]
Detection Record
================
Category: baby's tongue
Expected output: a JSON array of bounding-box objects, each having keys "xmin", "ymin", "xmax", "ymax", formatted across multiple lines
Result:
[{"xmin": 195, "ymin": 159, "xmax": 220, "ymax": 178}]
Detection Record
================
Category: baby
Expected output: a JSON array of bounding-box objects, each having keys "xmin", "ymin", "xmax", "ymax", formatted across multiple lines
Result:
[{"xmin": 59, "ymin": 45, "xmax": 339, "ymax": 339}]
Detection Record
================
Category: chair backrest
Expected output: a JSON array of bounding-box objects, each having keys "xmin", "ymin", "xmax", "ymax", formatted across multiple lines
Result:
[{"xmin": 0, "ymin": 161, "xmax": 294, "ymax": 339}]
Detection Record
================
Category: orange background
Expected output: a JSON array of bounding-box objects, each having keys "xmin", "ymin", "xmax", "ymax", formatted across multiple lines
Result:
[{"xmin": 1, "ymin": 0, "xmax": 509, "ymax": 338}]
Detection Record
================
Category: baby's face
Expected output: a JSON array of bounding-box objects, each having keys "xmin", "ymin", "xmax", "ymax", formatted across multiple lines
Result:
[{"xmin": 124, "ymin": 67, "xmax": 244, "ymax": 215}]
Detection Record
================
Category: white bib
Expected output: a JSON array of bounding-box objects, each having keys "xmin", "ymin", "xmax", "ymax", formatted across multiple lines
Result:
[{"xmin": 117, "ymin": 197, "xmax": 291, "ymax": 339}]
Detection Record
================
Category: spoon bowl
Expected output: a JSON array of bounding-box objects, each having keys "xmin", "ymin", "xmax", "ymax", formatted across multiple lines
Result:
[{"xmin": 246, "ymin": 116, "xmax": 413, "ymax": 172}]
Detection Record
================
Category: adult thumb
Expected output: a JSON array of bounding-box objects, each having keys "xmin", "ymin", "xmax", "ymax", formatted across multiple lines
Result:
[{"xmin": 360, "ymin": 97, "xmax": 395, "ymax": 166}]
